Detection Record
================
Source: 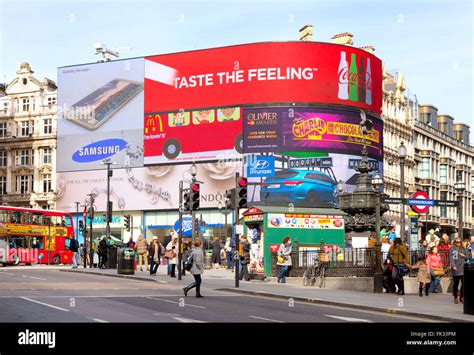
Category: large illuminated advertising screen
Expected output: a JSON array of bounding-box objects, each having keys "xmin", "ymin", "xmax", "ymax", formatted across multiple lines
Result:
[
  {"xmin": 57, "ymin": 58, "xmax": 144, "ymax": 172},
  {"xmin": 245, "ymin": 106, "xmax": 383, "ymax": 209},
  {"xmin": 143, "ymin": 41, "xmax": 382, "ymax": 165}
]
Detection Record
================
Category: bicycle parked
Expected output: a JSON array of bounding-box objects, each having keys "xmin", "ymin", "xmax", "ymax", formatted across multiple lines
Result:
[{"xmin": 302, "ymin": 252, "xmax": 328, "ymax": 288}]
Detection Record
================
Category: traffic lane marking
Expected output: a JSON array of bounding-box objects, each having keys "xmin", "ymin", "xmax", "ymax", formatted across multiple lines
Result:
[
  {"xmin": 20, "ymin": 297, "xmax": 70, "ymax": 312},
  {"xmin": 325, "ymin": 314, "xmax": 373, "ymax": 323},
  {"xmin": 173, "ymin": 317, "xmax": 206, "ymax": 323},
  {"xmin": 0, "ymin": 272, "xmax": 15, "ymax": 275},
  {"xmin": 28, "ymin": 276, "xmax": 47, "ymax": 280},
  {"xmin": 145, "ymin": 296, "xmax": 207, "ymax": 309},
  {"xmin": 249, "ymin": 315, "xmax": 284, "ymax": 323}
]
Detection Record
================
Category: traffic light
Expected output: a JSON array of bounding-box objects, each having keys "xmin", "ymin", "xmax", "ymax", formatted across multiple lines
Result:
[
  {"xmin": 236, "ymin": 177, "xmax": 247, "ymax": 209},
  {"xmin": 106, "ymin": 201, "xmax": 113, "ymax": 223},
  {"xmin": 191, "ymin": 183, "xmax": 200, "ymax": 210},
  {"xmin": 124, "ymin": 214, "xmax": 131, "ymax": 232},
  {"xmin": 183, "ymin": 188, "xmax": 191, "ymax": 212},
  {"xmin": 193, "ymin": 218, "xmax": 199, "ymax": 236},
  {"xmin": 225, "ymin": 189, "xmax": 235, "ymax": 210},
  {"xmin": 79, "ymin": 220, "xmax": 84, "ymax": 234}
]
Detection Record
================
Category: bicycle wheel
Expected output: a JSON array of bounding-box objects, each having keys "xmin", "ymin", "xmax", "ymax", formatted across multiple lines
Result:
[{"xmin": 318, "ymin": 267, "xmax": 326, "ymax": 288}]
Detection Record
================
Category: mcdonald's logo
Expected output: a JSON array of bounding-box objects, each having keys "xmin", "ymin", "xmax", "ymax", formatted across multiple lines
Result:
[{"xmin": 145, "ymin": 114, "xmax": 163, "ymax": 134}]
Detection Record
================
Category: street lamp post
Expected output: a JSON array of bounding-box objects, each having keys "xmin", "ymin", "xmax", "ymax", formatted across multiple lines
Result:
[
  {"xmin": 74, "ymin": 201, "xmax": 80, "ymax": 241},
  {"xmin": 397, "ymin": 142, "xmax": 407, "ymax": 244},
  {"xmin": 372, "ymin": 171, "xmax": 384, "ymax": 294},
  {"xmin": 101, "ymin": 160, "xmax": 117, "ymax": 241},
  {"xmin": 455, "ymin": 181, "xmax": 465, "ymax": 239}
]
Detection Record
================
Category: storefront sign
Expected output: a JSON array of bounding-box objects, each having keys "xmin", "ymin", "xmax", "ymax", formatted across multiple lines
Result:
[
  {"xmin": 174, "ymin": 217, "xmax": 193, "ymax": 237},
  {"xmin": 244, "ymin": 214, "xmax": 264, "ymax": 222},
  {"xmin": 267, "ymin": 213, "xmax": 344, "ymax": 229}
]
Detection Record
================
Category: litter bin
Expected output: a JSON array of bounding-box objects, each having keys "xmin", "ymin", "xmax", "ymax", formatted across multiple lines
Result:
[
  {"xmin": 464, "ymin": 262, "xmax": 474, "ymax": 315},
  {"xmin": 107, "ymin": 246, "xmax": 118, "ymax": 269},
  {"xmin": 204, "ymin": 250, "xmax": 212, "ymax": 269},
  {"xmin": 118, "ymin": 247, "xmax": 135, "ymax": 275}
]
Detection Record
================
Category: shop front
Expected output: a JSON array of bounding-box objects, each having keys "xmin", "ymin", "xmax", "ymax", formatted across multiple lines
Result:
[{"xmin": 242, "ymin": 206, "xmax": 345, "ymax": 277}]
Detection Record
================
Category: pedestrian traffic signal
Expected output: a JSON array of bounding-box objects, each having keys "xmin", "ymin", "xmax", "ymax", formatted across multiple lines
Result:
[
  {"xmin": 106, "ymin": 201, "xmax": 113, "ymax": 223},
  {"xmin": 79, "ymin": 220, "xmax": 84, "ymax": 234},
  {"xmin": 236, "ymin": 177, "xmax": 247, "ymax": 209},
  {"xmin": 193, "ymin": 218, "xmax": 199, "ymax": 236},
  {"xmin": 191, "ymin": 183, "xmax": 200, "ymax": 210},
  {"xmin": 124, "ymin": 214, "xmax": 131, "ymax": 232},
  {"xmin": 225, "ymin": 189, "xmax": 235, "ymax": 210},
  {"xmin": 183, "ymin": 188, "xmax": 191, "ymax": 212}
]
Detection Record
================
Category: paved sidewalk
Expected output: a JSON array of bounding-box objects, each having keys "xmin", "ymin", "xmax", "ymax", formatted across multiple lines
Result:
[{"xmin": 60, "ymin": 266, "xmax": 474, "ymax": 322}]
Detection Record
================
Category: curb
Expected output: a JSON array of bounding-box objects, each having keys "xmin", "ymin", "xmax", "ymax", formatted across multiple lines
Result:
[
  {"xmin": 60, "ymin": 269, "xmax": 158, "ymax": 283},
  {"xmin": 216, "ymin": 288, "xmax": 472, "ymax": 323}
]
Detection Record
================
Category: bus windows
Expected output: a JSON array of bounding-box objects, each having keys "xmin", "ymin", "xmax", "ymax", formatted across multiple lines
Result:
[
  {"xmin": 9, "ymin": 236, "xmax": 26, "ymax": 248},
  {"xmin": 51, "ymin": 216, "xmax": 62, "ymax": 226},
  {"xmin": 168, "ymin": 111, "xmax": 190, "ymax": 127},
  {"xmin": 43, "ymin": 216, "xmax": 51, "ymax": 226},
  {"xmin": 30, "ymin": 236, "xmax": 44, "ymax": 249},
  {"xmin": 192, "ymin": 109, "xmax": 215, "ymax": 124},
  {"xmin": 32, "ymin": 213, "xmax": 44, "ymax": 225},
  {"xmin": 11, "ymin": 211, "xmax": 22, "ymax": 224},
  {"xmin": 0, "ymin": 210, "xmax": 9, "ymax": 222},
  {"xmin": 64, "ymin": 215, "xmax": 72, "ymax": 227},
  {"xmin": 217, "ymin": 107, "xmax": 240, "ymax": 122}
]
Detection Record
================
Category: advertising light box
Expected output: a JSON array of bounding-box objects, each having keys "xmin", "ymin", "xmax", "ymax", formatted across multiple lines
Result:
[
  {"xmin": 143, "ymin": 41, "xmax": 382, "ymax": 165},
  {"xmin": 57, "ymin": 58, "xmax": 145, "ymax": 172}
]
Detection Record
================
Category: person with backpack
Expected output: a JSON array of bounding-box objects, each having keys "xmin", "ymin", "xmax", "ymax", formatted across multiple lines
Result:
[
  {"xmin": 136, "ymin": 233, "xmax": 149, "ymax": 272},
  {"xmin": 70, "ymin": 237, "xmax": 80, "ymax": 269},
  {"xmin": 149, "ymin": 236, "xmax": 163, "ymax": 276}
]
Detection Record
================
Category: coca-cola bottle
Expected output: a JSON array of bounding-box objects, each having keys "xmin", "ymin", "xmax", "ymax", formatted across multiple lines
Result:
[
  {"xmin": 358, "ymin": 55, "xmax": 366, "ymax": 103},
  {"xmin": 337, "ymin": 51, "xmax": 349, "ymax": 100},
  {"xmin": 349, "ymin": 53, "xmax": 358, "ymax": 102},
  {"xmin": 365, "ymin": 58, "xmax": 372, "ymax": 105}
]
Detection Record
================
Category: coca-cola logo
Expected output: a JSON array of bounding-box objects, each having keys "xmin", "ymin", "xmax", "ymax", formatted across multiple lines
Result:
[{"xmin": 338, "ymin": 67, "xmax": 372, "ymax": 90}]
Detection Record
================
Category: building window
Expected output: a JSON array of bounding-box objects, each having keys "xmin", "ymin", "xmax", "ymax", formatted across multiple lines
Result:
[
  {"xmin": 471, "ymin": 176, "xmax": 474, "ymax": 194},
  {"xmin": 42, "ymin": 174, "xmax": 51, "ymax": 193},
  {"xmin": 43, "ymin": 118, "xmax": 52, "ymax": 134},
  {"xmin": 43, "ymin": 148, "xmax": 51, "ymax": 164},
  {"xmin": 0, "ymin": 122, "xmax": 6, "ymax": 137},
  {"xmin": 2, "ymin": 103, "xmax": 7, "ymax": 114},
  {"xmin": 22, "ymin": 98, "xmax": 30, "ymax": 112},
  {"xmin": 16, "ymin": 175, "xmax": 32, "ymax": 194},
  {"xmin": 20, "ymin": 121, "xmax": 30, "ymax": 136},
  {"xmin": 15, "ymin": 149, "xmax": 32, "ymax": 166},
  {"xmin": 0, "ymin": 151, "xmax": 6, "ymax": 167},
  {"xmin": 439, "ymin": 165, "xmax": 447, "ymax": 184},
  {"xmin": 47, "ymin": 97, "xmax": 56, "ymax": 108},
  {"xmin": 420, "ymin": 157, "xmax": 430, "ymax": 179},
  {"xmin": 456, "ymin": 170, "xmax": 463, "ymax": 182},
  {"xmin": 440, "ymin": 191, "xmax": 447, "ymax": 218},
  {"xmin": 0, "ymin": 176, "xmax": 6, "ymax": 194}
]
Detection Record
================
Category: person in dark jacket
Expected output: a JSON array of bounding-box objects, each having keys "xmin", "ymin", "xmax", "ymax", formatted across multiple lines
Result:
[
  {"xmin": 70, "ymin": 238, "xmax": 80, "ymax": 268},
  {"xmin": 125, "ymin": 236, "xmax": 136, "ymax": 250},
  {"xmin": 182, "ymin": 240, "xmax": 193, "ymax": 276},
  {"xmin": 98, "ymin": 237, "xmax": 109, "ymax": 269},
  {"xmin": 388, "ymin": 237, "xmax": 409, "ymax": 295},
  {"xmin": 210, "ymin": 237, "xmax": 221, "ymax": 269},
  {"xmin": 183, "ymin": 240, "xmax": 204, "ymax": 298},
  {"xmin": 382, "ymin": 257, "xmax": 396, "ymax": 293},
  {"xmin": 449, "ymin": 237, "xmax": 470, "ymax": 304},
  {"xmin": 149, "ymin": 236, "xmax": 162, "ymax": 276},
  {"xmin": 239, "ymin": 235, "xmax": 251, "ymax": 281}
]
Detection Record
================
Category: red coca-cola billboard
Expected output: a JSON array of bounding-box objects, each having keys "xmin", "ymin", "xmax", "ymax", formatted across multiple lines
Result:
[{"xmin": 144, "ymin": 42, "xmax": 382, "ymax": 116}]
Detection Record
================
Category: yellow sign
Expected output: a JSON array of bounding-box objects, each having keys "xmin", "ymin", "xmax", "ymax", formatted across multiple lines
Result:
[{"xmin": 407, "ymin": 211, "xmax": 419, "ymax": 216}]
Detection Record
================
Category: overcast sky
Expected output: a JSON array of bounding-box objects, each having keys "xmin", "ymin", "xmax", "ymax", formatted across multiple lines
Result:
[{"xmin": 1, "ymin": 0, "xmax": 472, "ymax": 139}]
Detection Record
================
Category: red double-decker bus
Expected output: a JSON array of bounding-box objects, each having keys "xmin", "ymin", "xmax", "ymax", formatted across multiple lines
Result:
[{"xmin": 0, "ymin": 206, "xmax": 75, "ymax": 266}]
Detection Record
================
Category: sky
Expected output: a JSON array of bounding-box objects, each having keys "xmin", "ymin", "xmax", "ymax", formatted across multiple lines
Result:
[{"xmin": 0, "ymin": 0, "xmax": 473, "ymax": 140}]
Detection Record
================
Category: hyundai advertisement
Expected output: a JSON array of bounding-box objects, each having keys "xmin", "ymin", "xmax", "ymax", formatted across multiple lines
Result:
[{"xmin": 57, "ymin": 58, "xmax": 145, "ymax": 172}]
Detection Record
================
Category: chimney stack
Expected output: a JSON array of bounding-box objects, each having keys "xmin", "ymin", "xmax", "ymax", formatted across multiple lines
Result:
[
  {"xmin": 299, "ymin": 24, "xmax": 313, "ymax": 41},
  {"xmin": 331, "ymin": 32, "xmax": 354, "ymax": 46},
  {"xmin": 360, "ymin": 45, "xmax": 375, "ymax": 54}
]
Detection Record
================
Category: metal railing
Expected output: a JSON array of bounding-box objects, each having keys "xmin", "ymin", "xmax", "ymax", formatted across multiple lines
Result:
[{"xmin": 271, "ymin": 248, "xmax": 455, "ymax": 278}]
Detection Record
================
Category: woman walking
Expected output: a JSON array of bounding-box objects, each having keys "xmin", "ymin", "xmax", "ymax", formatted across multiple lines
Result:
[
  {"xmin": 210, "ymin": 237, "xmax": 221, "ymax": 269},
  {"xmin": 388, "ymin": 237, "xmax": 409, "ymax": 295},
  {"xmin": 426, "ymin": 246, "xmax": 444, "ymax": 294},
  {"xmin": 449, "ymin": 238, "xmax": 470, "ymax": 304},
  {"xmin": 276, "ymin": 237, "xmax": 292, "ymax": 284},
  {"xmin": 182, "ymin": 240, "xmax": 193, "ymax": 276},
  {"xmin": 183, "ymin": 240, "xmax": 204, "ymax": 298},
  {"xmin": 239, "ymin": 235, "xmax": 251, "ymax": 281},
  {"xmin": 149, "ymin": 236, "xmax": 162, "ymax": 275},
  {"xmin": 165, "ymin": 236, "xmax": 178, "ymax": 278}
]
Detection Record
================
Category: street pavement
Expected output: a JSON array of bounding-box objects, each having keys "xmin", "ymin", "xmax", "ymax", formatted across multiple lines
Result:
[{"xmin": 1, "ymin": 265, "xmax": 470, "ymax": 323}]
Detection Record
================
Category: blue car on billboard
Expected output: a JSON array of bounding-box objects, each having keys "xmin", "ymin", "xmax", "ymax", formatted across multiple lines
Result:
[{"xmin": 260, "ymin": 169, "xmax": 339, "ymax": 208}]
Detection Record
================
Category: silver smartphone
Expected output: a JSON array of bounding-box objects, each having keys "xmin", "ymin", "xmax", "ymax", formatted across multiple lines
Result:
[{"xmin": 63, "ymin": 78, "xmax": 143, "ymax": 131}]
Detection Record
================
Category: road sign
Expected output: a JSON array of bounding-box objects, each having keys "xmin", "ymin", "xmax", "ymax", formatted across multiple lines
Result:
[
  {"xmin": 381, "ymin": 197, "xmax": 406, "ymax": 204},
  {"xmin": 409, "ymin": 191, "xmax": 432, "ymax": 214},
  {"xmin": 434, "ymin": 200, "xmax": 459, "ymax": 207}
]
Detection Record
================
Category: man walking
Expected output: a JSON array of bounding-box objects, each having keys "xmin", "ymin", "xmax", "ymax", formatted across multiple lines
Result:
[
  {"xmin": 70, "ymin": 238, "xmax": 80, "ymax": 268},
  {"xmin": 136, "ymin": 233, "xmax": 149, "ymax": 272},
  {"xmin": 98, "ymin": 236, "xmax": 109, "ymax": 269}
]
